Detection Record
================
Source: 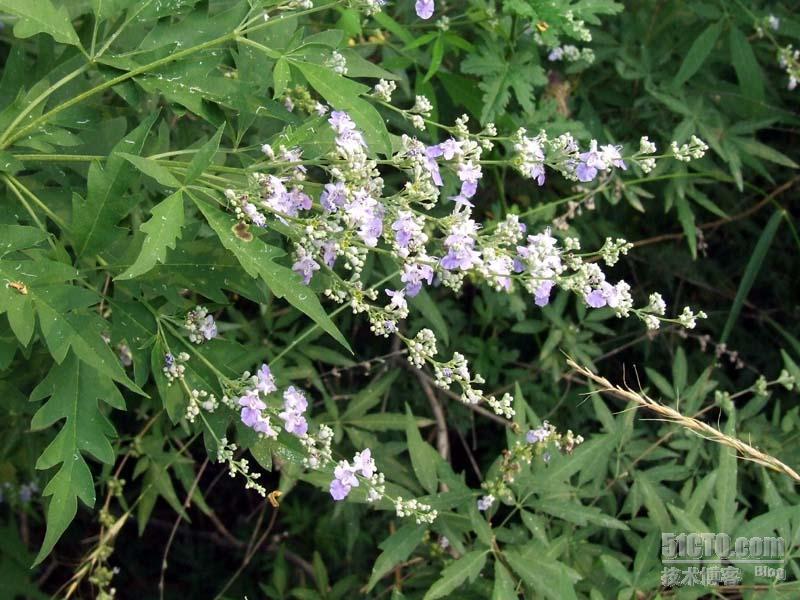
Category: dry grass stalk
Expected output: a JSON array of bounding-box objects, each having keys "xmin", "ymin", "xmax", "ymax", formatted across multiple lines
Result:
[{"xmin": 567, "ymin": 359, "xmax": 800, "ymax": 484}]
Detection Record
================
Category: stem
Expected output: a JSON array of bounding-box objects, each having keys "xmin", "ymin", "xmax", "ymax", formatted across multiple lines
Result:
[
  {"xmin": 2, "ymin": 175, "xmax": 48, "ymax": 234},
  {"xmin": 6, "ymin": 175, "xmax": 68, "ymax": 229},
  {"xmin": 0, "ymin": 64, "xmax": 90, "ymax": 149},
  {"xmin": 2, "ymin": 2, "xmax": 342, "ymax": 150}
]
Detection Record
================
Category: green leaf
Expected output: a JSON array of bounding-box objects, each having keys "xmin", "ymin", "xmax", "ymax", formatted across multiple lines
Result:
[
  {"xmin": 423, "ymin": 550, "xmax": 488, "ymax": 600},
  {"xmin": 193, "ymin": 196, "xmax": 351, "ymax": 353},
  {"xmin": 714, "ymin": 417, "xmax": 738, "ymax": 533},
  {"xmin": 0, "ymin": 224, "xmax": 47, "ymax": 254},
  {"xmin": 720, "ymin": 210, "xmax": 782, "ymax": 344},
  {"xmin": 184, "ymin": 125, "xmax": 225, "ymax": 184},
  {"xmin": 504, "ymin": 549, "xmax": 579, "ymax": 600},
  {"xmin": 294, "ymin": 60, "xmax": 392, "ymax": 156},
  {"xmin": 405, "ymin": 404, "xmax": 439, "ymax": 494},
  {"xmin": 32, "ymin": 285, "xmax": 144, "ymax": 394},
  {"xmin": 532, "ymin": 499, "xmax": 629, "ymax": 530},
  {"xmin": 273, "ymin": 58, "xmax": 291, "ymax": 99},
  {"xmin": 675, "ymin": 194, "xmax": 697, "ymax": 259},
  {"xmin": 729, "ymin": 27, "xmax": 765, "ymax": 104},
  {"xmin": 119, "ymin": 153, "xmax": 182, "ymax": 188},
  {"xmin": 462, "ymin": 47, "xmax": 545, "ymax": 123},
  {"xmin": 0, "ymin": 0, "xmax": 80, "ymax": 46},
  {"xmin": 423, "ymin": 36, "xmax": 445, "ymax": 83},
  {"xmin": 342, "ymin": 370, "xmax": 400, "ymax": 419},
  {"xmin": 71, "ymin": 113, "xmax": 159, "ymax": 257},
  {"xmin": 116, "ymin": 191, "xmax": 185, "ymax": 280},
  {"xmin": 492, "ymin": 561, "xmax": 517, "ymax": 600},
  {"xmin": 29, "ymin": 352, "xmax": 125, "ymax": 565},
  {"xmin": 365, "ymin": 524, "xmax": 425, "ymax": 591},
  {"xmin": 672, "ymin": 22, "xmax": 721, "ymax": 88},
  {"xmin": 0, "ymin": 150, "xmax": 23, "ymax": 174},
  {"xmin": 338, "ymin": 49, "xmax": 399, "ymax": 80}
]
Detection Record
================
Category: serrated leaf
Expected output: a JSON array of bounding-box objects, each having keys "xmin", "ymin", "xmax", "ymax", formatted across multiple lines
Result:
[
  {"xmin": 71, "ymin": 113, "xmax": 159, "ymax": 257},
  {"xmin": 193, "ymin": 196, "xmax": 351, "ymax": 353},
  {"xmin": 492, "ymin": 561, "xmax": 517, "ymax": 600},
  {"xmin": 32, "ymin": 285, "xmax": 144, "ymax": 394},
  {"xmin": 0, "ymin": 224, "xmax": 47, "ymax": 254},
  {"xmin": 119, "ymin": 153, "xmax": 182, "ymax": 188},
  {"xmin": 184, "ymin": 125, "xmax": 225, "ymax": 184},
  {"xmin": 0, "ymin": 0, "xmax": 80, "ymax": 46},
  {"xmin": 29, "ymin": 352, "xmax": 125, "ymax": 565},
  {"xmin": 423, "ymin": 550, "xmax": 488, "ymax": 600},
  {"xmin": 116, "ymin": 191, "xmax": 185, "ymax": 280}
]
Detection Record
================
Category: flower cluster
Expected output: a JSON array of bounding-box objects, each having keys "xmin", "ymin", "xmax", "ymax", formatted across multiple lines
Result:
[
  {"xmin": 184, "ymin": 388, "xmax": 218, "ymax": 423},
  {"xmin": 216, "ymin": 362, "xmax": 437, "ymax": 523},
  {"xmin": 778, "ymin": 45, "xmax": 799, "ymax": 91},
  {"xmin": 183, "ymin": 305, "xmax": 217, "ymax": 344},
  {"xmin": 163, "ymin": 352, "xmax": 189, "ymax": 384},
  {"xmin": 477, "ymin": 421, "xmax": 585, "ymax": 512},
  {"xmin": 547, "ymin": 44, "xmax": 595, "ymax": 64},
  {"xmin": 329, "ymin": 448, "xmax": 384, "ymax": 502},
  {"xmin": 218, "ymin": 110, "xmax": 707, "ymax": 420}
]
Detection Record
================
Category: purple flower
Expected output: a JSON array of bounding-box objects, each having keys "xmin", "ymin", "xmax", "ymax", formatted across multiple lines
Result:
[
  {"xmin": 437, "ymin": 138, "xmax": 461, "ymax": 160},
  {"xmin": 164, "ymin": 353, "xmax": 175, "ymax": 367},
  {"xmin": 477, "ymin": 495, "xmax": 495, "ymax": 511},
  {"xmin": 256, "ymin": 364, "xmax": 277, "ymax": 395},
  {"xmin": 352, "ymin": 448, "xmax": 376, "ymax": 478},
  {"xmin": 330, "ymin": 460, "xmax": 360, "ymax": 501},
  {"xmin": 576, "ymin": 160, "xmax": 598, "ymax": 182},
  {"xmin": 287, "ymin": 187, "xmax": 312, "ymax": 213},
  {"xmin": 401, "ymin": 263, "xmax": 434, "ymax": 296},
  {"xmin": 424, "ymin": 146, "xmax": 443, "ymax": 186},
  {"xmin": 392, "ymin": 212, "xmax": 417, "ymax": 249},
  {"xmin": 243, "ymin": 202, "xmax": 266, "ymax": 227},
  {"xmin": 441, "ymin": 218, "xmax": 481, "ymax": 271},
  {"xmin": 415, "ymin": 0, "xmax": 434, "ymax": 19},
  {"xmin": 329, "ymin": 111, "xmax": 366, "ymax": 154},
  {"xmin": 526, "ymin": 426, "xmax": 549, "ymax": 444},
  {"xmin": 292, "ymin": 251, "xmax": 320, "ymax": 284},
  {"xmin": 600, "ymin": 144, "xmax": 626, "ymax": 170},
  {"xmin": 534, "ymin": 280, "xmax": 555, "ymax": 306},
  {"xmin": 320, "ymin": 182, "xmax": 347, "ymax": 212},
  {"xmin": 330, "ymin": 478, "xmax": 350, "ymax": 501},
  {"xmin": 321, "ymin": 240, "xmax": 338, "ymax": 267},
  {"xmin": 385, "ymin": 289, "xmax": 408, "ymax": 313},
  {"xmin": 279, "ymin": 386, "xmax": 308, "ymax": 436},
  {"xmin": 585, "ymin": 288, "xmax": 607, "ymax": 308}
]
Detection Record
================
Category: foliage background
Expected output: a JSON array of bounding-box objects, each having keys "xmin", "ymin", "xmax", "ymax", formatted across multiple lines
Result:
[{"xmin": 0, "ymin": 0, "xmax": 799, "ymax": 598}]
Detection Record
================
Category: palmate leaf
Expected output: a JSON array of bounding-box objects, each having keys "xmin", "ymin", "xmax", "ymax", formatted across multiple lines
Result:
[
  {"xmin": 193, "ymin": 197, "xmax": 352, "ymax": 353},
  {"xmin": 29, "ymin": 352, "xmax": 126, "ymax": 565},
  {"xmin": 32, "ymin": 285, "xmax": 144, "ymax": 394},
  {"xmin": 116, "ymin": 191, "xmax": 184, "ymax": 280},
  {"xmin": 143, "ymin": 239, "xmax": 270, "ymax": 304},
  {"xmin": 71, "ymin": 112, "xmax": 159, "ymax": 257},
  {"xmin": 462, "ymin": 48, "xmax": 545, "ymax": 123},
  {"xmin": 0, "ymin": 249, "xmax": 144, "ymax": 392}
]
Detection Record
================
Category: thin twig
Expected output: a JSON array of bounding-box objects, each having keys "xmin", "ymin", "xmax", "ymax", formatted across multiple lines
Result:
[
  {"xmin": 158, "ymin": 458, "xmax": 209, "ymax": 600},
  {"xmin": 567, "ymin": 359, "xmax": 800, "ymax": 484}
]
